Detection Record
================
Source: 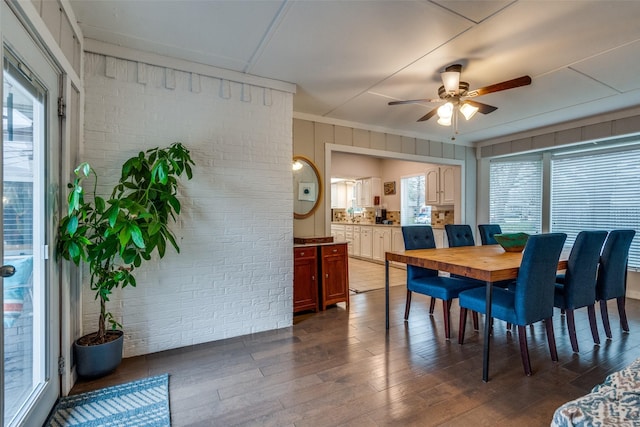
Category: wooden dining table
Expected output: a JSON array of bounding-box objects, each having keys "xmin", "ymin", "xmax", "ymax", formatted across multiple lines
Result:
[{"xmin": 385, "ymin": 244, "xmax": 568, "ymax": 382}]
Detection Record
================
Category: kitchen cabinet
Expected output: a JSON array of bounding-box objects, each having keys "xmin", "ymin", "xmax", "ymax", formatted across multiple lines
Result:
[
  {"xmin": 372, "ymin": 227, "xmax": 391, "ymax": 262},
  {"xmin": 320, "ymin": 243, "xmax": 350, "ymax": 310},
  {"xmin": 360, "ymin": 226, "xmax": 373, "ymax": 258},
  {"xmin": 356, "ymin": 177, "xmax": 381, "ymax": 208},
  {"xmin": 392, "ymin": 228, "xmax": 404, "ymax": 252},
  {"xmin": 345, "ymin": 225, "xmax": 354, "ymax": 256},
  {"xmin": 434, "ymin": 228, "xmax": 446, "ymax": 248},
  {"xmin": 425, "ymin": 166, "xmax": 455, "ymax": 205},
  {"xmin": 293, "ymin": 247, "xmax": 318, "ymax": 313},
  {"xmin": 352, "ymin": 225, "xmax": 361, "ymax": 257},
  {"xmin": 331, "ymin": 224, "xmax": 345, "ymax": 243}
]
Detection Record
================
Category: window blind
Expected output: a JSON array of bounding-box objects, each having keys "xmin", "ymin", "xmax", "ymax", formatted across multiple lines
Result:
[
  {"xmin": 551, "ymin": 148, "xmax": 640, "ymax": 268},
  {"xmin": 489, "ymin": 159, "xmax": 543, "ymax": 234}
]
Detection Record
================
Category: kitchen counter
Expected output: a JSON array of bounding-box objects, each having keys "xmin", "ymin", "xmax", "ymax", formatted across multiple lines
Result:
[{"xmin": 331, "ymin": 221, "xmax": 444, "ymax": 229}]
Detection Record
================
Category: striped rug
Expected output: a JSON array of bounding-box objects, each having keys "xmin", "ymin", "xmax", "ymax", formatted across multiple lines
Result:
[{"xmin": 45, "ymin": 374, "xmax": 170, "ymax": 426}]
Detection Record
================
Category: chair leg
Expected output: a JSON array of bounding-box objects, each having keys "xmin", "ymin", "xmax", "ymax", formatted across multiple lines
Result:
[
  {"xmin": 404, "ymin": 290, "xmax": 412, "ymax": 321},
  {"xmin": 617, "ymin": 296, "xmax": 630, "ymax": 332},
  {"xmin": 458, "ymin": 307, "xmax": 468, "ymax": 344},
  {"xmin": 545, "ymin": 317, "xmax": 559, "ymax": 362},
  {"xmin": 472, "ymin": 311, "xmax": 479, "ymax": 330},
  {"xmin": 517, "ymin": 325, "xmax": 532, "ymax": 376},
  {"xmin": 600, "ymin": 300, "xmax": 612, "ymax": 339},
  {"xmin": 587, "ymin": 304, "xmax": 600, "ymax": 345},
  {"xmin": 429, "ymin": 297, "xmax": 436, "ymax": 315},
  {"xmin": 443, "ymin": 300, "xmax": 452, "ymax": 339},
  {"xmin": 566, "ymin": 309, "xmax": 579, "ymax": 353}
]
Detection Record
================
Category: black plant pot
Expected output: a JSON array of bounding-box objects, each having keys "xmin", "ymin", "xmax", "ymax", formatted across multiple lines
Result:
[{"xmin": 74, "ymin": 330, "xmax": 124, "ymax": 378}]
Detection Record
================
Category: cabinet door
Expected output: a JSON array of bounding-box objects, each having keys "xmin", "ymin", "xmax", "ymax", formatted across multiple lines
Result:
[
  {"xmin": 372, "ymin": 228, "xmax": 391, "ymax": 261},
  {"xmin": 293, "ymin": 247, "xmax": 318, "ymax": 313},
  {"xmin": 321, "ymin": 244, "xmax": 349, "ymax": 309},
  {"xmin": 434, "ymin": 229, "xmax": 445, "ymax": 248},
  {"xmin": 440, "ymin": 166, "xmax": 456, "ymax": 205},
  {"xmin": 345, "ymin": 225, "xmax": 354, "ymax": 256},
  {"xmin": 360, "ymin": 227, "xmax": 373, "ymax": 258},
  {"xmin": 425, "ymin": 167, "xmax": 440, "ymax": 205},
  {"xmin": 352, "ymin": 226, "xmax": 361, "ymax": 257},
  {"xmin": 392, "ymin": 229, "xmax": 404, "ymax": 252}
]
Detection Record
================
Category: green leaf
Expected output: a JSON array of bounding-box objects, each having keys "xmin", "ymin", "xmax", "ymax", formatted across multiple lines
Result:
[
  {"xmin": 95, "ymin": 196, "xmax": 105, "ymax": 213},
  {"xmin": 119, "ymin": 226, "xmax": 131, "ymax": 248},
  {"xmin": 149, "ymin": 221, "xmax": 163, "ymax": 236},
  {"xmin": 168, "ymin": 195, "xmax": 181, "ymax": 214},
  {"xmin": 130, "ymin": 224, "xmax": 145, "ymax": 249},
  {"xmin": 66, "ymin": 216, "xmax": 79, "ymax": 235}
]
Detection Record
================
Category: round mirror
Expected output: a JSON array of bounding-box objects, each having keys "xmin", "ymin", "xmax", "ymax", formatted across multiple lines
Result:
[{"xmin": 293, "ymin": 155, "xmax": 323, "ymax": 219}]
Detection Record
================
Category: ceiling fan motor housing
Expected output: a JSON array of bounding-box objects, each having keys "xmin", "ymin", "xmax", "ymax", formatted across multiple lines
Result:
[{"xmin": 438, "ymin": 82, "xmax": 469, "ymax": 99}]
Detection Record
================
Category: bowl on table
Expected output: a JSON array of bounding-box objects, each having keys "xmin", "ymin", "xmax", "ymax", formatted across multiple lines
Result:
[{"xmin": 493, "ymin": 233, "xmax": 529, "ymax": 252}]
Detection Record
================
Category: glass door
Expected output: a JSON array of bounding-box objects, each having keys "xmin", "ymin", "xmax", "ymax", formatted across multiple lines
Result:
[{"xmin": 2, "ymin": 2, "xmax": 61, "ymax": 425}]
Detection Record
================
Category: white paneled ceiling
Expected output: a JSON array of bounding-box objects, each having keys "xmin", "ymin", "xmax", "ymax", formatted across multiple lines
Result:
[{"xmin": 69, "ymin": 0, "xmax": 640, "ymax": 145}]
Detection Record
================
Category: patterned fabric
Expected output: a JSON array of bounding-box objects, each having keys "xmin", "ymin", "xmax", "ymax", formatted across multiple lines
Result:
[
  {"xmin": 551, "ymin": 358, "xmax": 640, "ymax": 426},
  {"xmin": 45, "ymin": 374, "xmax": 170, "ymax": 426}
]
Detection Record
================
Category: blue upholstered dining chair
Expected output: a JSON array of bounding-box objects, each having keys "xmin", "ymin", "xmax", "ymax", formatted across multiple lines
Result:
[
  {"xmin": 553, "ymin": 230, "xmax": 608, "ymax": 352},
  {"xmin": 593, "ymin": 229, "xmax": 636, "ymax": 339},
  {"xmin": 458, "ymin": 233, "xmax": 567, "ymax": 376},
  {"xmin": 478, "ymin": 224, "xmax": 502, "ymax": 245},
  {"xmin": 402, "ymin": 226, "xmax": 483, "ymax": 339},
  {"xmin": 445, "ymin": 224, "xmax": 475, "ymax": 248}
]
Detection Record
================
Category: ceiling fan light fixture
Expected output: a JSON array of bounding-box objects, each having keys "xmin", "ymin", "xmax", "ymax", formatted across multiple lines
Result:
[
  {"xmin": 441, "ymin": 71, "xmax": 460, "ymax": 94},
  {"xmin": 437, "ymin": 102, "xmax": 454, "ymax": 119},
  {"xmin": 460, "ymin": 103, "xmax": 479, "ymax": 120},
  {"xmin": 437, "ymin": 116, "xmax": 452, "ymax": 126}
]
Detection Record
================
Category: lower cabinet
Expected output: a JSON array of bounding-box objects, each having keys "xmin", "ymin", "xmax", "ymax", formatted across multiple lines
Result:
[
  {"xmin": 293, "ymin": 242, "xmax": 349, "ymax": 313},
  {"xmin": 372, "ymin": 227, "xmax": 391, "ymax": 262},
  {"xmin": 293, "ymin": 246, "xmax": 318, "ymax": 313},
  {"xmin": 320, "ymin": 243, "xmax": 350, "ymax": 310},
  {"xmin": 360, "ymin": 226, "xmax": 373, "ymax": 258}
]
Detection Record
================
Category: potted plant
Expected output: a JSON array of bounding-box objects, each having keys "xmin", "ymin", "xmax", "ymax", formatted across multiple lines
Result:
[{"xmin": 57, "ymin": 142, "xmax": 194, "ymax": 377}]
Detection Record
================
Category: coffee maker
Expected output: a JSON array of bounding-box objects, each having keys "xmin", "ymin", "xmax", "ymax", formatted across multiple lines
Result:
[{"xmin": 375, "ymin": 200, "xmax": 387, "ymax": 224}]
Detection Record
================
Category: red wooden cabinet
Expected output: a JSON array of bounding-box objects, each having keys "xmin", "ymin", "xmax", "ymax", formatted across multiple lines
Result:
[
  {"xmin": 293, "ymin": 242, "xmax": 350, "ymax": 313},
  {"xmin": 320, "ymin": 243, "xmax": 350, "ymax": 310},
  {"xmin": 293, "ymin": 246, "xmax": 318, "ymax": 313}
]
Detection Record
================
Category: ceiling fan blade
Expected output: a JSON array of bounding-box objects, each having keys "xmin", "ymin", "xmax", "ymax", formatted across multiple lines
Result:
[
  {"xmin": 417, "ymin": 107, "xmax": 438, "ymax": 122},
  {"xmin": 466, "ymin": 75, "xmax": 532, "ymax": 97},
  {"xmin": 388, "ymin": 99, "xmax": 441, "ymax": 106},
  {"xmin": 464, "ymin": 100, "xmax": 498, "ymax": 114}
]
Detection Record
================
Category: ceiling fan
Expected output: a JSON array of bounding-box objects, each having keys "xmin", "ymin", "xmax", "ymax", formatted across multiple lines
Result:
[{"xmin": 388, "ymin": 64, "xmax": 532, "ymax": 127}]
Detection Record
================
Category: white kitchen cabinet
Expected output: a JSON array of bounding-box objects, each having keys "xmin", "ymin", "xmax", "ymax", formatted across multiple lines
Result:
[
  {"xmin": 352, "ymin": 225, "xmax": 361, "ymax": 257},
  {"xmin": 331, "ymin": 224, "xmax": 346, "ymax": 243},
  {"xmin": 360, "ymin": 226, "xmax": 373, "ymax": 258},
  {"xmin": 434, "ymin": 228, "xmax": 446, "ymax": 248},
  {"xmin": 356, "ymin": 177, "xmax": 382, "ymax": 208},
  {"xmin": 345, "ymin": 225, "xmax": 354, "ymax": 256},
  {"xmin": 372, "ymin": 227, "xmax": 391, "ymax": 262},
  {"xmin": 392, "ymin": 228, "xmax": 404, "ymax": 252},
  {"xmin": 425, "ymin": 166, "xmax": 456, "ymax": 206}
]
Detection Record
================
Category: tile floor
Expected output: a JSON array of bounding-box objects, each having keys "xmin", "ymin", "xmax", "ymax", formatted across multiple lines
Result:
[{"xmin": 348, "ymin": 257, "xmax": 406, "ymax": 293}]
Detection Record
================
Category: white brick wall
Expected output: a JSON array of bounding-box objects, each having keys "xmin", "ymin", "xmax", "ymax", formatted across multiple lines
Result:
[{"xmin": 82, "ymin": 52, "xmax": 294, "ymax": 357}]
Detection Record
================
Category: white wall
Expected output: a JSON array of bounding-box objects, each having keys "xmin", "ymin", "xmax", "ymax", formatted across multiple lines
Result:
[{"xmin": 82, "ymin": 51, "xmax": 294, "ymax": 357}]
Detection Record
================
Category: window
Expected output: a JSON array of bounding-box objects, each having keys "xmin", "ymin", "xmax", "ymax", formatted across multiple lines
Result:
[
  {"xmin": 551, "ymin": 148, "xmax": 640, "ymax": 268},
  {"xmin": 401, "ymin": 173, "xmax": 427, "ymax": 226},
  {"xmin": 489, "ymin": 158, "xmax": 543, "ymax": 234}
]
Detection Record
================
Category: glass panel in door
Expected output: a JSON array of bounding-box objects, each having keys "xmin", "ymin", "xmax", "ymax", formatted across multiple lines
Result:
[{"xmin": 3, "ymin": 53, "xmax": 44, "ymax": 426}]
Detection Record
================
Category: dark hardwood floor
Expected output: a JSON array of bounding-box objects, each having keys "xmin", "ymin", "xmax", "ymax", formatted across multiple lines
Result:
[{"xmin": 71, "ymin": 283, "xmax": 640, "ymax": 426}]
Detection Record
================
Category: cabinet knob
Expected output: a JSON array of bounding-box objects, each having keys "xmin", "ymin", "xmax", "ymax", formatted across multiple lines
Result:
[
  {"xmin": 300, "ymin": 252, "xmax": 305, "ymax": 256},
  {"xmin": 312, "ymin": 276, "xmax": 315, "ymax": 280},
  {"xmin": 326, "ymin": 273, "xmax": 329, "ymax": 278},
  {"xmin": 333, "ymin": 249, "xmax": 338, "ymax": 253}
]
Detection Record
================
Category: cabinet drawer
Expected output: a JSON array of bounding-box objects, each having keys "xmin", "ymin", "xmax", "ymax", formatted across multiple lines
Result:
[
  {"xmin": 294, "ymin": 246, "xmax": 317, "ymax": 260},
  {"xmin": 322, "ymin": 243, "xmax": 347, "ymax": 256}
]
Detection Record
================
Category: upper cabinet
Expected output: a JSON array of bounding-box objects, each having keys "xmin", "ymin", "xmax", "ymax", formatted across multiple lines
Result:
[
  {"xmin": 356, "ymin": 177, "xmax": 381, "ymax": 208},
  {"xmin": 425, "ymin": 166, "xmax": 455, "ymax": 206}
]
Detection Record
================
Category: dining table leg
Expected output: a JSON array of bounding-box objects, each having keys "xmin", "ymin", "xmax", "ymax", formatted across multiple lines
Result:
[
  {"xmin": 483, "ymin": 280, "xmax": 493, "ymax": 382},
  {"xmin": 385, "ymin": 259, "xmax": 390, "ymax": 330}
]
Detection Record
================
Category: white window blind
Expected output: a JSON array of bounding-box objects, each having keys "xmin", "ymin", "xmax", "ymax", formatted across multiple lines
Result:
[
  {"xmin": 551, "ymin": 148, "xmax": 640, "ymax": 268},
  {"xmin": 489, "ymin": 159, "xmax": 543, "ymax": 234}
]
